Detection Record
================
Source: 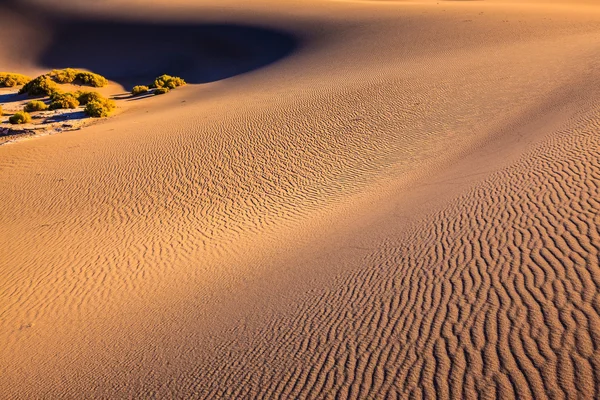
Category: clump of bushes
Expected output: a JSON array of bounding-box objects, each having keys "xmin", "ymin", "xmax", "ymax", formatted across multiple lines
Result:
[
  {"xmin": 79, "ymin": 92, "xmax": 115, "ymax": 117},
  {"xmin": 24, "ymin": 100, "xmax": 48, "ymax": 112},
  {"xmin": 154, "ymin": 87, "xmax": 170, "ymax": 95},
  {"xmin": 49, "ymin": 92, "xmax": 80, "ymax": 110},
  {"xmin": 19, "ymin": 69, "xmax": 108, "ymax": 97},
  {"xmin": 131, "ymin": 85, "xmax": 149, "ymax": 96},
  {"xmin": 130, "ymin": 74, "xmax": 186, "ymax": 98},
  {"xmin": 48, "ymin": 69, "xmax": 108, "ymax": 88},
  {"xmin": 76, "ymin": 90, "xmax": 104, "ymax": 105},
  {"xmin": 84, "ymin": 97, "xmax": 116, "ymax": 118},
  {"xmin": 19, "ymin": 75, "xmax": 62, "ymax": 97},
  {"xmin": 9, "ymin": 111, "xmax": 32, "ymax": 125},
  {"xmin": 152, "ymin": 74, "xmax": 186, "ymax": 90},
  {"xmin": 0, "ymin": 73, "xmax": 31, "ymax": 87}
]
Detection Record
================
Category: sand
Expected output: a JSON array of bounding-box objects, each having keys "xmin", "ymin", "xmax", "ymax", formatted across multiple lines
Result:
[{"xmin": 1, "ymin": 0, "xmax": 599, "ymax": 398}]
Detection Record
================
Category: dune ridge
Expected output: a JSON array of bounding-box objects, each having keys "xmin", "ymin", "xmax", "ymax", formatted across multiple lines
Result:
[{"xmin": 1, "ymin": 0, "xmax": 600, "ymax": 398}]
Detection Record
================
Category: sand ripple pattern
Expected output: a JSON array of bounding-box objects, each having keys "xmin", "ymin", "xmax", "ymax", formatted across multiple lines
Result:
[
  {"xmin": 2, "ymin": 1, "xmax": 600, "ymax": 398},
  {"xmin": 194, "ymin": 104, "xmax": 600, "ymax": 399}
]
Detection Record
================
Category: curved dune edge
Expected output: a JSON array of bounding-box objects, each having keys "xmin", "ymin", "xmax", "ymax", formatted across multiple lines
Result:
[{"xmin": 1, "ymin": 0, "xmax": 600, "ymax": 398}]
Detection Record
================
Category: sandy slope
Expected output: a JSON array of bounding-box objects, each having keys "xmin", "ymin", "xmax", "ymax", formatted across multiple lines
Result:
[{"xmin": 1, "ymin": 0, "xmax": 599, "ymax": 398}]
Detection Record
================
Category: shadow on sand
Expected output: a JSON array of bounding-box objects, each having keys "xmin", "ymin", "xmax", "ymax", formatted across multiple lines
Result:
[
  {"xmin": 42, "ymin": 110, "xmax": 88, "ymax": 124},
  {"xmin": 38, "ymin": 20, "xmax": 299, "ymax": 88}
]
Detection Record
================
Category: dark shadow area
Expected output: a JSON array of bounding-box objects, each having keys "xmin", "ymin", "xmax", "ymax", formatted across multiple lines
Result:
[
  {"xmin": 0, "ymin": 92, "xmax": 24, "ymax": 103},
  {"xmin": 43, "ymin": 110, "xmax": 87, "ymax": 124},
  {"xmin": 2, "ymin": 0, "xmax": 300, "ymax": 88},
  {"xmin": 38, "ymin": 20, "xmax": 299, "ymax": 88},
  {"xmin": 112, "ymin": 92, "xmax": 155, "ymax": 102}
]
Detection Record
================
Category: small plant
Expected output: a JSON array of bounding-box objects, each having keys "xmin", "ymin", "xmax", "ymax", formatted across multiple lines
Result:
[
  {"xmin": 9, "ymin": 111, "xmax": 32, "ymax": 124},
  {"xmin": 131, "ymin": 85, "xmax": 149, "ymax": 96},
  {"xmin": 24, "ymin": 100, "xmax": 48, "ymax": 112},
  {"xmin": 154, "ymin": 87, "xmax": 170, "ymax": 95},
  {"xmin": 76, "ymin": 91, "xmax": 104, "ymax": 105},
  {"xmin": 84, "ymin": 98, "xmax": 115, "ymax": 118},
  {"xmin": 0, "ymin": 73, "xmax": 31, "ymax": 87},
  {"xmin": 19, "ymin": 75, "xmax": 61, "ymax": 97},
  {"xmin": 152, "ymin": 74, "xmax": 186, "ymax": 90},
  {"xmin": 49, "ymin": 92, "xmax": 80, "ymax": 110}
]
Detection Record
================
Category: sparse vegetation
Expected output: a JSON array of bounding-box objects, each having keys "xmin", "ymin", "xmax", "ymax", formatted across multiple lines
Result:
[
  {"xmin": 152, "ymin": 75, "xmax": 186, "ymax": 90},
  {"xmin": 49, "ymin": 92, "xmax": 80, "ymax": 110},
  {"xmin": 131, "ymin": 85, "xmax": 149, "ymax": 96},
  {"xmin": 19, "ymin": 75, "xmax": 62, "ymax": 97},
  {"xmin": 5, "ymin": 68, "xmax": 184, "ymax": 133},
  {"xmin": 84, "ymin": 98, "xmax": 116, "ymax": 118},
  {"xmin": 48, "ymin": 69, "xmax": 108, "ymax": 87},
  {"xmin": 0, "ymin": 73, "xmax": 31, "ymax": 87},
  {"xmin": 130, "ymin": 74, "xmax": 186, "ymax": 97},
  {"xmin": 9, "ymin": 111, "xmax": 32, "ymax": 125},
  {"xmin": 24, "ymin": 100, "xmax": 48, "ymax": 112},
  {"xmin": 76, "ymin": 91, "xmax": 104, "ymax": 105},
  {"xmin": 154, "ymin": 87, "xmax": 170, "ymax": 95},
  {"xmin": 18, "ymin": 69, "xmax": 108, "ymax": 97}
]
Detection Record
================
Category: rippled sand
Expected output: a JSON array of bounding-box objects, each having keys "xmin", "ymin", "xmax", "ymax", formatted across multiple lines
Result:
[{"xmin": 1, "ymin": 0, "xmax": 599, "ymax": 398}]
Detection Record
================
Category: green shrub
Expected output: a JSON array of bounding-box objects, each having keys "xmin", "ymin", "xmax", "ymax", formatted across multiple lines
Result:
[
  {"xmin": 84, "ymin": 98, "xmax": 115, "ymax": 118},
  {"xmin": 154, "ymin": 87, "xmax": 170, "ymax": 95},
  {"xmin": 19, "ymin": 75, "xmax": 62, "ymax": 97},
  {"xmin": 152, "ymin": 74, "xmax": 186, "ymax": 90},
  {"xmin": 74, "ymin": 71, "xmax": 108, "ymax": 87},
  {"xmin": 0, "ymin": 73, "xmax": 31, "ymax": 87},
  {"xmin": 24, "ymin": 100, "xmax": 48, "ymax": 112},
  {"xmin": 9, "ymin": 111, "xmax": 32, "ymax": 124},
  {"xmin": 48, "ymin": 68, "xmax": 78, "ymax": 84},
  {"xmin": 49, "ymin": 92, "xmax": 80, "ymax": 110},
  {"xmin": 131, "ymin": 85, "xmax": 149, "ymax": 96},
  {"xmin": 76, "ymin": 91, "xmax": 104, "ymax": 105}
]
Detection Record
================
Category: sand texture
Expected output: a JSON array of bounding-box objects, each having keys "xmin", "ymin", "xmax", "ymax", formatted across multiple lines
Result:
[{"xmin": 1, "ymin": 0, "xmax": 600, "ymax": 398}]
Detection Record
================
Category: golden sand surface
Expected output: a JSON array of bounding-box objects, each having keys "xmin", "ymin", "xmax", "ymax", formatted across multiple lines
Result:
[{"xmin": 1, "ymin": 0, "xmax": 599, "ymax": 398}]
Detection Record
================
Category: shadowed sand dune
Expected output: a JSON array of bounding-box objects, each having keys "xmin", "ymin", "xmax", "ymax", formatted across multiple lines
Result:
[
  {"xmin": 1, "ymin": 0, "xmax": 600, "ymax": 398},
  {"xmin": 1, "ymin": 0, "xmax": 299, "ymax": 87},
  {"xmin": 39, "ymin": 21, "xmax": 299, "ymax": 87}
]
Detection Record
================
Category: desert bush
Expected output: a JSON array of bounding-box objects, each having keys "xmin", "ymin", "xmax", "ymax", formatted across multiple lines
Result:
[
  {"xmin": 24, "ymin": 100, "xmax": 48, "ymax": 112},
  {"xmin": 48, "ymin": 69, "xmax": 108, "ymax": 87},
  {"xmin": 152, "ymin": 74, "xmax": 186, "ymax": 90},
  {"xmin": 19, "ymin": 75, "xmax": 61, "ymax": 97},
  {"xmin": 49, "ymin": 92, "xmax": 80, "ymax": 110},
  {"xmin": 76, "ymin": 91, "xmax": 104, "ymax": 105},
  {"xmin": 0, "ymin": 73, "xmax": 31, "ymax": 87},
  {"xmin": 131, "ymin": 85, "xmax": 149, "ymax": 96},
  {"xmin": 9, "ymin": 111, "xmax": 32, "ymax": 124},
  {"xmin": 84, "ymin": 98, "xmax": 115, "ymax": 118},
  {"xmin": 48, "ymin": 68, "xmax": 78, "ymax": 83},
  {"xmin": 154, "ymin": 87, "xmax": 170, "ymax": 95},
  {"xmin": 74, "ymin": 71, "xmax": 108, "ymax": 87}
]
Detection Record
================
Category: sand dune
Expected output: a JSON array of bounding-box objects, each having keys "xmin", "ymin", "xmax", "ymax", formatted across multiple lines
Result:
[{"xmin": 1, "ymin": 0, "xmax": 599, "ymax": 398}]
